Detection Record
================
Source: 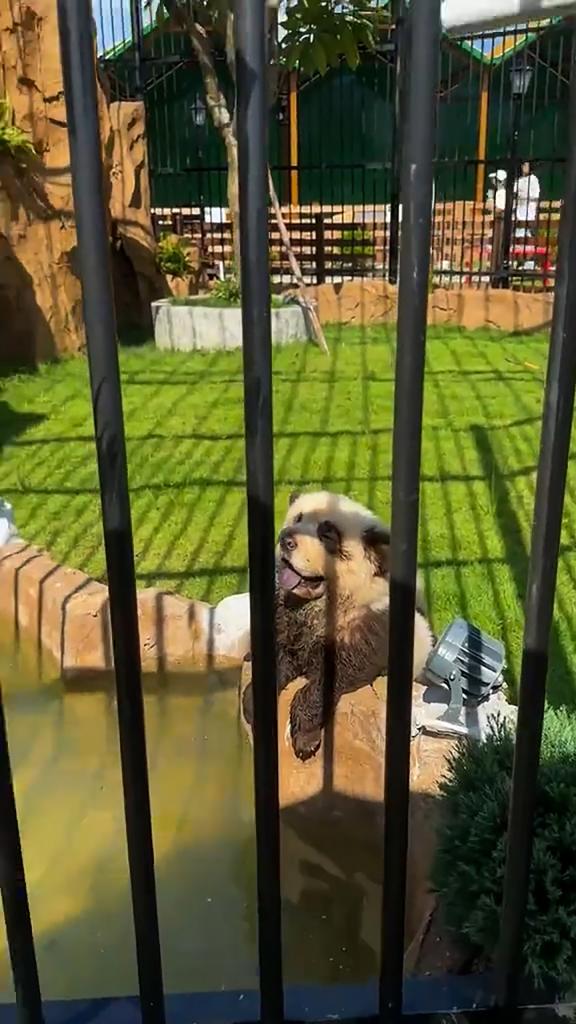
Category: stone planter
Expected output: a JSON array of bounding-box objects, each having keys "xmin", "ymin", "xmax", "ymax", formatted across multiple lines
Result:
[{"xmin": 152, "ymin": 297, "xmax": 311, "ymax": 351}]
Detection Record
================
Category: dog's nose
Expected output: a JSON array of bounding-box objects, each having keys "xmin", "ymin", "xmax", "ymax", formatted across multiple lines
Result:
[{"xmin": 279, "ymin": 528, "xmax": 296, "ymax": 553}]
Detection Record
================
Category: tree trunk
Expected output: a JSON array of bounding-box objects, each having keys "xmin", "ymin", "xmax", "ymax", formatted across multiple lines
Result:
[
  {"xmin": 160, "ymin": 1, "xmax": 326, "ymax": 349},
  {"xmin": 163, "ymin": 3, "xmax": 241, "ymax": 278},
  {"xmin": 223, "ymin": 8, "xmax": 325, "ymax": 342},
  {"xmin": 224, "ymin": 134, "xmax": 241, "ymax": 277}
]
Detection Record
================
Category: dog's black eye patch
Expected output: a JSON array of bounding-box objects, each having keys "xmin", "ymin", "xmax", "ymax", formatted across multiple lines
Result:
[
  {"xmin": 363, "ymin": 525, "xmax": 391, "ymax": 577},
  {"xmin": 317, "ymin": 519, "xmax": 342, "ymax": 555}
]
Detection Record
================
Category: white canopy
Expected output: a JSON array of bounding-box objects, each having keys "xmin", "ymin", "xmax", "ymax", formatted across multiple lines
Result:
[{"xmin": 442, "ymin": 0, "xmax": 576, "ymax": 33}]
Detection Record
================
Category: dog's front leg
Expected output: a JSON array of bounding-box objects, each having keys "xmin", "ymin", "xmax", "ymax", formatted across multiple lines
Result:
[{"xmin": 289, "ymin": 677, "xmax": 325, "ymax": 761}]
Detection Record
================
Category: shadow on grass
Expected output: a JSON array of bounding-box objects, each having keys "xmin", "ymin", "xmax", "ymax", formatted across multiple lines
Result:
[
  {"xmin": 118, "ymin": 326, "xmax": 153, "ymax": 348},
  {"xmin": 0, "ymin": 400, "xmax": 45, "ymax": 454},
  {"xmin": 472, "ymin": 425, "xmax": 574, "ymax": 706},
  {"xmin": 2, "ymin": 331, "xmax": 564, "ymax": 641}
]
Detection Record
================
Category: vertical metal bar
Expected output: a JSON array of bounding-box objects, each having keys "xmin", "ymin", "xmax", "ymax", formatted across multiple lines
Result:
[
  {"xmin": 0, "ymin": 686, "xmax": 43, "ymax": 1024},
  {"xmin": 379, "ymin": 1, "xmax": 440, "ymax": 1019},
  {"xmin": 129, "ymin": 0, "xmax": 145, "ymax": 99},
  {"xmin": 235, "ymin": 0, "xmax": 284, "ymax": 1022},
  {"xmin": 495, "ymin": 45, "xmax": 576, "ymax": 1009},
  {"xmin": 388, "ymin": 0, "xmax": 404, "ymax": 284},
  {"xmin": 56, "ymin": 5, "xmax": 165, "ymax": 1024},
  {"xmin": 315, "ymin": 212, "xmax": 326, "ymax": 284},
  {"xmin": 500, "ymin": 97, "xmax": 522, "ymax": 288}
]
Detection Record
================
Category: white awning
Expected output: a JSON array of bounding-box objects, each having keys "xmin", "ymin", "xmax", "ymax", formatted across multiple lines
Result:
[{"xmin": 442, "ymin": 0, "xmax": 576, "ymax": 34}]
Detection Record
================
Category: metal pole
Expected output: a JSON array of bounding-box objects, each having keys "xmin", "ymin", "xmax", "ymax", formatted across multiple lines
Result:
[
  {"xmin": 495, "ymin": 45, "xmax": 576, "ymax": 1008},
  {"xmin": 130, "ymin": 0, "xmax": 145, "ymax": 99},
  {"xmin": 235, "ymin": 0, "xmax": 284, "ymax": 1021},
  {"xmin": 0, "ymin": 686, "xmax": 43, "ymax": 1024},
  {"xmin": 379, "ymin": 1, "xmax": 440, "ymax": 1019},
  {"xmin": 56, "ymin": 5, "xmax": 165, "ymax": 1023},
  {"xmin": 388, "ymin": 0, "xmax": 404, "ymax": 285},
  {"xmin": 500, "ymin": 96, "xmax": 521, "ymax": 288}
]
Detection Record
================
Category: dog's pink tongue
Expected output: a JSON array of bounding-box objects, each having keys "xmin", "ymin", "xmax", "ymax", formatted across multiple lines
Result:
[{"xmin": 278, "ymin": 564, "xmax": 301, "ymax": 590}]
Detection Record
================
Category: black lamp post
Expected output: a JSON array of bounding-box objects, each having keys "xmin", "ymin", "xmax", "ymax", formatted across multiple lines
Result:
[
  {"xmin": 191, "ymin": 96, "xmax": 207, "ymax": 208},
  {"xmin": 499, "ymin": 55, "xmax": 534, "ymax": 288}
]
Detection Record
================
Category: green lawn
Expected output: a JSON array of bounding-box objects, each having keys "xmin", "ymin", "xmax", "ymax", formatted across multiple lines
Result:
[{"xmin": 2, "ymin": 325, "xmax": 576, "ymax": 704}]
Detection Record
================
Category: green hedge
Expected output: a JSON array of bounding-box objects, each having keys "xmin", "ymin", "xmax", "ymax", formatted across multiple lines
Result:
[{"xmin": 433, "ymin": 708, "xmax": 576, "ymax": 993}]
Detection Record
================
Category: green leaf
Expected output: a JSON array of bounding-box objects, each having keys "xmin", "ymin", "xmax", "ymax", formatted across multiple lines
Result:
[
  {"xmin": 299, "ymin": 44, "xmax": 318, "ymax": 76},
  {"xmin": 339, "ymin": 21, "xmax": 360, "ymax": 69},
  {"xmin": 351, "ymin": 19, "xmax": 375, "ymax": 49},
  {"xmin": 282, "ymin": 11, "xmax": 302, "ymax": 31},
  {"xmin": 309, "ymin": 37, "xmax": 328, "ymax": 75},
  {"xmin": 284, "ymin": 39, "xmax": 304, "ymax": 69},
  {"xmin": 155, "ymin": 3, "xmax": 169, "ymax": 26},
  {"xmin": 319, "ymin": 32, "xmax": 341, "ymax": 68}
]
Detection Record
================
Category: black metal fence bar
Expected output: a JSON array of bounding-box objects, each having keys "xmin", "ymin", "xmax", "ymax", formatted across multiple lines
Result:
[
  {"xmin": 495, "ymin": 44, "xmax": 576, "ymax": 1009},
  {"xmin": 235, "ymin": 0, "xmax": 284, "ymax": 1021},
  {"xmin": 0, "ymin": 686, "xmax": 43, "ymax": 1024},
  {"xmin": 56, "ymin": 4, "xmax": 165, "ymax": 1023},
  {"xmin": 129, "ymin": 0, "xmax": 145, "ymax": 98},
  {"xmin": 388, "ymin": 0, "xmax": 404, "ymax": 285},
  {"xmin": 379, "ymin": 1, "xmax": 441, "ymax": 1019}
]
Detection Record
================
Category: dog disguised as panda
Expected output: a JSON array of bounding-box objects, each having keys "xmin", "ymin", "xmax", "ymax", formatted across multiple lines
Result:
[{"xmin": 242, "ymin": 490, "xmax": 434, "ymax": 761}]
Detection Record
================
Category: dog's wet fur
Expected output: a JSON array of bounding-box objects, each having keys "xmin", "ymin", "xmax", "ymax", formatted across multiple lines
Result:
[{"xmin": 242, "ymin": 490, "xmax": 434, "ymax": 761}]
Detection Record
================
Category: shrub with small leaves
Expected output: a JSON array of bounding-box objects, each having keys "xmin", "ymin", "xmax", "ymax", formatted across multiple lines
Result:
[
  {"xmin": 156, "ymin": 234, "xmax": 192, "ymax": 279},
  {"xmin": 433, "ymin": 708, "xmax": 576, "ymax": 994},
  {"xmin": 211, "ymin": 274, "xmax": 241, "ymax": 305},
  {"xmin": 337, "ymin": 227, "xmax": 375, "ymax": 266},
  {"xmin": 0, "ymin": 98, "xmax": 35, "ymax": 163}
]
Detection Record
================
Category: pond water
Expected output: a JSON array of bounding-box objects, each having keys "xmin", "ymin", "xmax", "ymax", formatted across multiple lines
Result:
[{"xmin": 0, "ymin": 631, "xmax": 380, "ymax": 1004}]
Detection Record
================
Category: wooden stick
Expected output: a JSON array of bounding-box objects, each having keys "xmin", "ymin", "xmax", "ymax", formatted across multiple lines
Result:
[{"xmin": 267, "ymin": 170, "xmax": 329, "ymax": 355}]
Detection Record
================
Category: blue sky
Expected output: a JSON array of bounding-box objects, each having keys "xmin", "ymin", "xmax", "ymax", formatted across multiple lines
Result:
[
  {"xmin": 95, "ymin": 0, "xmax": 130, "ymax": 55},
  {"xmin": 95, "ymin": 0, "xmax": 290, "ymax": 56},
  {"xmin": 95, "ymin": 0, "xmax": 159, "ymax": 56}
]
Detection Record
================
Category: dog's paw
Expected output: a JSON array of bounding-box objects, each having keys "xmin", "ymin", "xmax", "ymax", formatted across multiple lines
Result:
[
  {"xmin": 292, "ymin": 727, "xmax": 322, "ymax": 762},
  {"xmin": 289, "ymin": 692, "xmax": 322, "ymax": 761}
]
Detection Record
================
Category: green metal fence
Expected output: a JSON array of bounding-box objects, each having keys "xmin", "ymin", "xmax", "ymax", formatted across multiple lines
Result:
[{"xmin": 96, "ymin": 6, "xmax": 572, "ymax": 287}]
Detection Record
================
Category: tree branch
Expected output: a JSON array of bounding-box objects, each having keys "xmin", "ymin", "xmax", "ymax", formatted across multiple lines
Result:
[{"xmin": 268, "ymin": 169, "xmax": 329, "ymax": 355}]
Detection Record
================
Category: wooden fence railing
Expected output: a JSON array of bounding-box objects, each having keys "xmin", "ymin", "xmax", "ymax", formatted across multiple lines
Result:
[{"xmin": 152, "ymin": 200, "xmax": 562, "ymax": 286}]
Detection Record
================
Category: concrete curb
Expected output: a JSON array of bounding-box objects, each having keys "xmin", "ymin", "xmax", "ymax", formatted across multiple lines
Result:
[{"xmin": 0, "ymin": 541, "xmax": 250, "ymax": 676}]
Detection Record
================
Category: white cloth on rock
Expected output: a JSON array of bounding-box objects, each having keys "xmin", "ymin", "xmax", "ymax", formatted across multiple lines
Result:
[{"xmin": 0, "ymin": 499, "xmax": 20, "ymax": 546}]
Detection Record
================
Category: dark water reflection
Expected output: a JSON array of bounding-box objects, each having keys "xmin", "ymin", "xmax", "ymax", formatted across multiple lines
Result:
[{"xmin": 0, "ymin": 633, "xmax": 380, "ymax": 1002}]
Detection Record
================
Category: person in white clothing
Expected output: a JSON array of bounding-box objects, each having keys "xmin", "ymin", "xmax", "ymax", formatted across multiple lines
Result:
[
  {"xmin": 486, "ymin": 168, "xmax": 508, "ymax": 212},
  {"xmin": 514, "ymin": 161, "xmax": 541, "ymax": 237}
]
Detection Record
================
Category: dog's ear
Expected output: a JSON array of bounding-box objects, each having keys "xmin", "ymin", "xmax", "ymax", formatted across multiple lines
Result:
[
  {"xmin": 363, "ymin": 525, "xmax": 391, "ymax": 577},
  {"xmin": 288, "ymin": 490, "xmax": 301, "ymax": 507}
]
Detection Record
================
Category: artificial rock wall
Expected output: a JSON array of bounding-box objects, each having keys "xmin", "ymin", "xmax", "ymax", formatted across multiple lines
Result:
[{"xmin": 0, "ymin": 1, "xmax": 165, "ymax": 364}]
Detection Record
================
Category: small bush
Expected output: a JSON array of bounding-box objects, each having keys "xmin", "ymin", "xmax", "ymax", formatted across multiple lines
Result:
[
  {"xmin": 156, "ymin": 234, "xmax": 192, "ymax": 279},
  {"xmin": 211, "ymin": 273, "xmax": 241, "ymax": 305},
  {"xmin": 0, "ymin": 98, "xmax": 35, "ymax": 163},
  {"xmin": 337, "ymin": 227, "xmax": 375, "ymax": 265},
  {"xmin": 433, "ymin": 708, "xmax": 576, "ymax": 994}
]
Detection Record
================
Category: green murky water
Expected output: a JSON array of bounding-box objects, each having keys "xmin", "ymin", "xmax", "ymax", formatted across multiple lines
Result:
[{"xmin": 0, "ymin": 631, "xmax": 379, "ymax": 1002}]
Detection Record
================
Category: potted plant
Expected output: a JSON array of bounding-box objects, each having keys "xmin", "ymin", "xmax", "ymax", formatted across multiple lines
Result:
[{"xmin": 152, "ymin": 271, "xmax": 312, "ymax": 351}]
